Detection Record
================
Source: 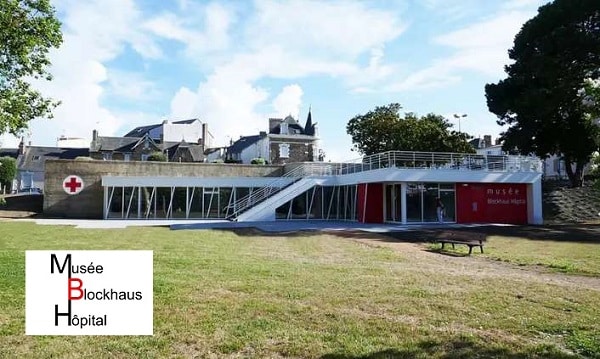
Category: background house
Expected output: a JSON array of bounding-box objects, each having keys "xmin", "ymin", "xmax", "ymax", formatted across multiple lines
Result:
[
  {"xmin": 226, "ymin": 111, "xmax": 321, "ymax": 164},
  {"xmin": 124, "ymin": 118, "xmax": 213, "ymax": 148},
  {"xmin": 90, "ymin": 131, "xmax": 204, "ymax": 162},
  {"xmin": 2, "ymin": 140, "xmax": 89, "ymax": 192}
]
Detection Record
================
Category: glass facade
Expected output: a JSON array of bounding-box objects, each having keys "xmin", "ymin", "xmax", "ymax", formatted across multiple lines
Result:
[
  {"xmin": 385, "ymin": 182, "xmax": 456, "ymax": 223},
  {"xmin": 105, "ymin": 181, "xmax": 454, "ymax": 223},
  {"xmin": 106, "ymin": 186, "xmax": 257, "ymax": 219},
  {"xmin": 275, "ymin": 185, "xmax": 358, "ymax": 221}
]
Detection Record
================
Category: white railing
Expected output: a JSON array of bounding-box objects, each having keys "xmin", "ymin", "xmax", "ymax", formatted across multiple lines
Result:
[{"xmin": 287, "ymin": 151, "xmax": 543, "ymax": 176}]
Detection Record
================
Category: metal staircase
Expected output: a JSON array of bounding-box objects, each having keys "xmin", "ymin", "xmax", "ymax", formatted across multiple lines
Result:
[{"xmin": 225, "ymin": 163, "xmax": 332, "ymax": 221}]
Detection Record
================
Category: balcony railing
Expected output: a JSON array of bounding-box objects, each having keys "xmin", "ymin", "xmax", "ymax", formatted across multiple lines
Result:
[{"xmin": 284, "ymin": 151, "xmax": 544, "ymax": 176}]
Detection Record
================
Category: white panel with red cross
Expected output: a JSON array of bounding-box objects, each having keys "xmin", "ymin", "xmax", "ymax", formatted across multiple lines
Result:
[{"xmin": 63, "ymin": 175, "xmax": 84, "ymax": 195}]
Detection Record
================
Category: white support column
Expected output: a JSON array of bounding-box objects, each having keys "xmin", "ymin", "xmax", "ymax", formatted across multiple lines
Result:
[
  {"xmin": 103, "ymin": 186, "xmax": 108, "ymax": 219},
  {"xmin": 401, "ymin": 183, "xmax": 407, "ymax": 224},
  {"xmin": 527, "ymin": 178, "xmax": 543, "ymax": 224},
  {"xmin": 137, "ymin": 187, "xmax": 141, "ymax": 219}
]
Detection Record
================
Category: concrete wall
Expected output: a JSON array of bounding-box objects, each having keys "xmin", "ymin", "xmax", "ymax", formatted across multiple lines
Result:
[{"xmin": 44, "ymin": 159, "xmax": 283, "ymax": 219}]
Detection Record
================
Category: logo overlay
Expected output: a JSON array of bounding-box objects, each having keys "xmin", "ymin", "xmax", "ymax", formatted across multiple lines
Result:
[{"xmin": 26, "ymin": 250, "xmax": 153, "ymax": 335}]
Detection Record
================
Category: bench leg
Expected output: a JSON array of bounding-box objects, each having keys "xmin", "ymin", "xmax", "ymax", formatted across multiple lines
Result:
[
  {"xmin": 480, "ymin": 245, "xmax": 484, "ymax": 254},
  {"xmin": 441, "ymin": 242, "xmax": 445, "ymax": 250},
  {"xmin": 451, "ymin": 243, "xmax": 455, "ymax": 249},
  {"xmin": 468, "ymin": 246, "xmax": 473, "ymax": 255}
]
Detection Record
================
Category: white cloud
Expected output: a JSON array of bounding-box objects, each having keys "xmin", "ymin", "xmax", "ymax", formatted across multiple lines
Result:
[
  {"xmin": 271, "ymin": 84, "xmax": 304, "ymax": 119},
  {"xmin": 501, "ymin": 0, "xmax": 547, "ymax": 10},
  {"xmin": 12, "ymin": 0, "xmax": 163, "ymax": 147},
  {"xmin": 106, "ymin": 70, "xmax": 160, "ymax": 102},
  {"xmin": 166, "ymin": 1, "xmax": 406, "ymax": 148},
  {"xmin": 143, "ymin": 3, "xmax": 234, "ymax": 60},
  {"xmin": 432, "ymin": 10, "xmax": 536, "ymax": 77},
  {"xmin": 247, "ymin": 0, "xmax": 405, "ymax": 58}
]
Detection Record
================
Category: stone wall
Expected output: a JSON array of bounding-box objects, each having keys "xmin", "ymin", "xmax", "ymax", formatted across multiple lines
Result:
[{"xmin": 44, "ymin": 160, "xmax": 283, "ymax": 219}]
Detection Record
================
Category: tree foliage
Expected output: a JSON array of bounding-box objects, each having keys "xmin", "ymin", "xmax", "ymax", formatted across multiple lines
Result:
[
  {"xmin": 0, "ymin": 0, "xmax": 63, "ymax": 136},
  {"xmin": 485, "ymin": 0, "xmax": 600, "ymax": 187},
  {"xmin": 0, "ymin": 156, "xmax": 17, "ymax": 191},
  {"xmin": 346, "ymin": 103, "xmax": 475, "ymax": 156},
  {"xmin": 147, "ymin": 152, "xmax": 167, "ymax": 162}
]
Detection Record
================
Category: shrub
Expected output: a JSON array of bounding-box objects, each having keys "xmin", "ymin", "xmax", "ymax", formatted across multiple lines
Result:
[
  {"xmin": 147, "ymin": 152, "xmax": 167, "ymax": 162},
  {"xmin": 250, "ymin": 157, "xmax": 266, "ymax": 165},
  {"xmin": 74, "ymin": 156, "xmax": 94, "ymax": 161}
]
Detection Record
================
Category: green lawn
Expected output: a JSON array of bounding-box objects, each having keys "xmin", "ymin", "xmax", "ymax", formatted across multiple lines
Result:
[{"xmin": 0, "ymin": 221, "xmax": 599, "ymax": 358}]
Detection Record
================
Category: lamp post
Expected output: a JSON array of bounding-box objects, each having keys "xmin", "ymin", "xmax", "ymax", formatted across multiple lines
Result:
[{"xmin": 453, "ymin": 113, "xmax": 467, "ymax": 133}]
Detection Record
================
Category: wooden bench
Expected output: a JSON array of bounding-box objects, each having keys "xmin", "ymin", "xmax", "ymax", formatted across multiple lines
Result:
[{"xmin": 433, "ymin": 230, "xmax": 486, "ymax": 255}]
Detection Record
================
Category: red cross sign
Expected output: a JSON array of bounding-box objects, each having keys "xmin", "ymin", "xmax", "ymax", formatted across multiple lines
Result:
[{"xmin": 63, "ymin": 175, "xmax": 84, "ymax": 195}]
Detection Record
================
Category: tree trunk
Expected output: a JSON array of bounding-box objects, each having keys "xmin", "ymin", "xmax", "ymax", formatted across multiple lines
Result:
[{"xmin": 564, "ymin": 157, "xmax": 584, "ymax": 187}]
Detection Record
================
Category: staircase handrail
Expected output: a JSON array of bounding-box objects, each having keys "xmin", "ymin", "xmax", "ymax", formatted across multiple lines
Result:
[{"xmin": 226, "ymin": 163, "xmax": 327, "ymax": 219}]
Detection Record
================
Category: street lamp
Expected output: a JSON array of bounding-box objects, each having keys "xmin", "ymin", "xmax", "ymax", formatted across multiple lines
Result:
[{"xmin": 453, "ymin": 113, "xmax": 467, "ymax": 133}]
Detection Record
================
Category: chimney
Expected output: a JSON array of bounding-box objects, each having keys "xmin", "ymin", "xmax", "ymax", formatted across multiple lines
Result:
[
  {"xmin": 483, "ymin": 135, "xmax": 492, "ymax": 148},
  {"xmin": 92, "ymin": 129, "xmax": 98, "ymax": 142},
  {"xmin": 18, "ymin": 137, "xmax": 25, "ymax": 155},
  {"xmin": 201, "ymin": 123, "xmax": 208, "ymax": 148},
  {"xmin": 269, "ymin": 118, "xmax": 282, "ymax": 133}
]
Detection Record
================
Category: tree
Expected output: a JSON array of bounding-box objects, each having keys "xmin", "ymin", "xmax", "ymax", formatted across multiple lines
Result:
[
  {"xmin": 346, "ymin": 103, "xmax": 475, "ymax": 156},
  {"xmin": 0, "ymin": 0, "xmax": 63, "ymax": 136},
  {"xmin": 485, "ymin": 0, "xmax": 600, "ymax": 187},
  {"xmin": 147, "ymin": 151, "xmax": 167, "ymax": 162},
  {"xmin": 0, "ymin": 156, "xmax": 17, "ymax": 192}
]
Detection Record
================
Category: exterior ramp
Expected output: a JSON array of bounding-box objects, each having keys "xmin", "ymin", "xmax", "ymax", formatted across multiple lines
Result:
[{"xmin": 236, "ymin": 177, "xmax": 325, "ymax": 222}]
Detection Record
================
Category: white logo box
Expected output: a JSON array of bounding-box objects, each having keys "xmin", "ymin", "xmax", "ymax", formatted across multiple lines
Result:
[{"xmin": 26, "ymin": 250, "xmax": 153, "ymax": 335}]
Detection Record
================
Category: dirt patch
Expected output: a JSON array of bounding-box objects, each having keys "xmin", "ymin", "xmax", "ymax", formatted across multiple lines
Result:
[{"xmin": 345, "ymin": 232, "xmax": 600, "ymax": 292}]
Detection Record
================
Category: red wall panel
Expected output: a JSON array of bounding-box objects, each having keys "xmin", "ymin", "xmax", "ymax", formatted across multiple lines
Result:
[
  {"xmin": 456, "ymin": 183, "xmax": 527, "ymax": 224},
  {"xmin": 357, "ymin": 183, "xmax": 384, "ymax": 223}
]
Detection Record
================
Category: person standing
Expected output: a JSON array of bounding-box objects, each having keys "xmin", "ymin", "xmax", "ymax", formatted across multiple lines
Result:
[{"xmin": 436, "ymin": 197, "xmax": 445, "ymax": 223}]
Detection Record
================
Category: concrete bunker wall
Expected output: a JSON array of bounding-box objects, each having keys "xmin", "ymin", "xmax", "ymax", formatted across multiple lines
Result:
[{"xmin": 44, "ymin": 160, "xmax": 283, "ymax": 219}]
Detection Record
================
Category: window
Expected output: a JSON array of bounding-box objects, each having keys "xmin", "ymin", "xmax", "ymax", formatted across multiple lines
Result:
[
  {"xmin": 141, "ymin": 153, "xmax": 149, "ymax": 161},
  {"xmin": 279, "ymin": 143, "xmax": 290, "ymax": 158},
  {"xmin": 103, "ymin": 152, "xmax": 112, "ymax": 160},
  {"xmin": 280, "ymin": 123, "xmax": 288, "ymax": 134},
  {"xmin": 124, "ymin": 153, "xmax": 131, "ymax": 162},
  {"xmin": 32, "ymin": 155, "xmax": 41, "ymax": 161}
]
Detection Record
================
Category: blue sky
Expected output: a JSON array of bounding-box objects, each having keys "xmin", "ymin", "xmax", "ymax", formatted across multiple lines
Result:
[{"xmin": 1, "ymin": 0, "xmax": 551, "ymax": 161}]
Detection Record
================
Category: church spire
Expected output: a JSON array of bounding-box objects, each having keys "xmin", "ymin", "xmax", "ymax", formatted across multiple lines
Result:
[{"xmin": 304, "ymin": 106, "xmax": 315, "ymax": 136}]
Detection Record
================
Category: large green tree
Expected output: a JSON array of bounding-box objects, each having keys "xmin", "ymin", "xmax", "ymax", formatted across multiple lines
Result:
[
  {"xmin": 346, "ymin": 103, "xmax": 474, "ymax": 156},
  {"xmin": 0, "ymin": 0, "xmax": 63, "ymax": 136},
  {"xmin": 485, "ymin": 0, "xmax": 600, "ymax": 187},
  {"xmin": 0, "ymin": 156, "xmax": 17, "ymax": 192}
]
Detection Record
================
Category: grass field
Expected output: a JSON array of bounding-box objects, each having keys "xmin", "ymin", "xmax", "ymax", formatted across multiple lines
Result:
[{"xmin": 1, "ymin": 221, "xmax": 599, "ymax": 358}]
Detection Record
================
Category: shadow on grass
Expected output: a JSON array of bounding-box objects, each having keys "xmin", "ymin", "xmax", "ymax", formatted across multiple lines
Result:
[
  {"xmin": 227, "ymin": 224, "xmax": 600, "ymax": 245},
  {"xmin": 320, "ymin": 339, "xmax": 577, "ymax": 359},
  {"xmin": 424, "ymin": 248, "xmax": 472, "ymax": 258}
]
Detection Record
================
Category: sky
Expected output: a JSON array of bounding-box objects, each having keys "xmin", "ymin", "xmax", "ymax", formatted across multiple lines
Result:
[{"xmin": 1, "ymin": 0, "xmax": 552, "ymax": 161}]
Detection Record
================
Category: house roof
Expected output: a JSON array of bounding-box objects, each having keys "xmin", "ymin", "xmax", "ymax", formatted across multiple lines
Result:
[
  {"xmin": 268, "ymin": 112, "xmax": 316, "ymax": 136},
  {"xmin": 172, "ymin": 119, "xmax": 199, "ymax": 125},
  {"xmin": 123, "ymin": 118, "xmax": 201, "ymax": 137},
  {"xmin": 228, "ymin": 135, "xmax": 263, "ymax": 154},
  {"xmin": 162, "ymin": 141, "xmax": 204, "ymax": 162},
  {"xmin": 92, "ymin": 136, "xmax": 204, "ymax": 161},
  {"xmin": 18, "ymin": 146, "xmax": 89, "ymax": 172},
  {"xmin": 91, "ymin": 136, "xmax": 142, "ymax": 152},
  {"xmin": 123, "ymin": 124, "xmax": 162, "ymax": 138},
  {"xmin": 0, "ymin": 148, "xmax": 19, "ymax": 159}
]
